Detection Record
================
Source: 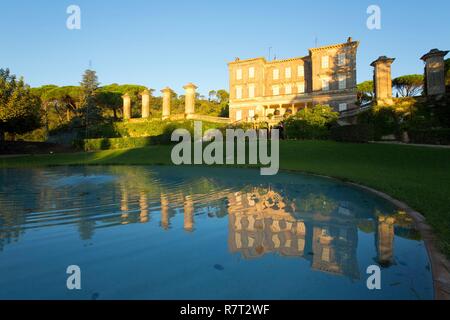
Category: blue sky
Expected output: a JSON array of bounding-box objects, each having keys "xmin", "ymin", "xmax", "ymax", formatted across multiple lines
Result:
[{"xmin": 0, "ymin": 0, "xmax": 448, "ymax": 96}]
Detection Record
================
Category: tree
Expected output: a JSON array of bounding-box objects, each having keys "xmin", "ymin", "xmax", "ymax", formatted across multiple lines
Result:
[
  {"xmin": 216, "ymin": 90, "xmax": 229, "ymax": 104},
  {"xmin": 357, "ymin": 81, "xmax": 374, "ymax": 104},
  {"xmin": 80, "ymin": 69, "xmax": 101, "ymax": 133},
  {"xmin": 392, "ymin": 74, "xmax": 424, "ymax": 97},
  {"xmin": 284, "ymin": 104, "xmax": 338, "ymax": 139},
  {"xmin": 97, "ymin": 84, "xmax": 149, "ymax": 119},
  {"xmin": 208, "ymin": 90, "xmax": 217, "ymax": 102},
  {"xmin": 43, "ymin": 86, "xmax": 83, "ymax": 123},
  {"xmin": 0, "ymin": 68, "xmax": 41, "ymax": 141}
]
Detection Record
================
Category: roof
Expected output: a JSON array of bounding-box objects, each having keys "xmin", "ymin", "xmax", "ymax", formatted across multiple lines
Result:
[{"xmin": 228, "ymin": 38, "xmax": 359, "ymax": 66}]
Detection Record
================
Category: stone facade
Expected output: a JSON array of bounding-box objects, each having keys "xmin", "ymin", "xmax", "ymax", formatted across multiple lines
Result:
[
  {"xmin": 228, "ymin": 38, "xmax": 359, "ymax": 122},
  {"xmin": 421, "ymin": 49, "xmax": 449, "ymax": 96}
]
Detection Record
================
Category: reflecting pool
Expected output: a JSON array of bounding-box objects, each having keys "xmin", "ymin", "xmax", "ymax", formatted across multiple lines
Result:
[{"xmin": 0, "ymin": 166, "xmax": 433, "ymax": 299}]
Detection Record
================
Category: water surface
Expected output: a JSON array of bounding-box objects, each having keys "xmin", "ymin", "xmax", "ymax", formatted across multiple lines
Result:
[{"xmin": 0, "ymin": 166, "xmax": 433, "ymax": 299}]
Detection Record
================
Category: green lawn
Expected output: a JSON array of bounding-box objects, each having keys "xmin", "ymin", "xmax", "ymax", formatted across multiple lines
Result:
[{"xmin": 1, "ymin": 140, "xmax": 450, "ymax": 257}]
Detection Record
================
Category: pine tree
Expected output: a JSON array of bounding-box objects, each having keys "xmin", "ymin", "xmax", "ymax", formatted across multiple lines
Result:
[{"xmin": 79, "ymin": 69, "xmax": 101, "ymax": 137}]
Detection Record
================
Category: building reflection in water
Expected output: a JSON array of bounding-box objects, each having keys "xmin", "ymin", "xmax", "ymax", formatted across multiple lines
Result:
[
  {"xmin": 0, "ymin": 167, "xmax": 419, "ymax": 279},
  {"xmin": 184, "ymin": 196, "xmax": 194, "ymax": 232},
  {"xmin": 160, "ymin": 194, "xmax": 170, "ymax": 230},
  {"xmin": 227, "ymin": 189, "xmax": 360, "ymax": 279},
  {"xmin": 139, "ymin": 192, "xmax": 149, "ymax": 224},
  {"xmin": 376, "ymin": 215, "xmax": 395, "ymax": 267}
]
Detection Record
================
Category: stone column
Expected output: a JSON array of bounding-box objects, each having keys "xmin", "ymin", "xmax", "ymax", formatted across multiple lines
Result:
[
  {"xmin": 183, "ymin": 83, "xmax": 198, "ymax": 119},
  {"xmin": 161, "ymin": 87, "xmax": 172, "ymax": 120},
  {"xmin": 141, "ymin": 89, "xmax": 150, "ymax": 119},
  {"xmin": 421, "ymin": 49, "xmax": 449, "ymax": 96},
  {"xmin": 122, "ymin": 93, "xmax": 131, "ymax": 120},
  {"xmin": 370, "ymin": 56, "xmax": 395, "ymax": 106}
]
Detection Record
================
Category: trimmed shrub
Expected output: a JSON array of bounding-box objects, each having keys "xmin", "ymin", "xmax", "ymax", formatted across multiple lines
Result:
[
  {"xmin": 330, "ymin": 124, "xmax": 374, "ymax": 143},
  {"xmin": 409, "ymin": 128, "xmax": 450, "ymax": 145},
  {"xmin": 285, "ymin": 119, "xmax": 330, "ymax": 139},
  {"xmin": 80, "ymin": 135, "xmax": 170, "ymax": 151}
]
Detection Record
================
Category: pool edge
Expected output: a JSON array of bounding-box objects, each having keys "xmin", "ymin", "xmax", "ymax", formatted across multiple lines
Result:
[{"xmin": 344, "ymin": 181, "xmax": 450, "ymax": 301}]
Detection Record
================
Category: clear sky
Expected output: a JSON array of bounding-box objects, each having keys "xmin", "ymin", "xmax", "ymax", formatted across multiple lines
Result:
[{"xmin": 0, "ymin": 0, "xmax": 448, "ymax": 96}]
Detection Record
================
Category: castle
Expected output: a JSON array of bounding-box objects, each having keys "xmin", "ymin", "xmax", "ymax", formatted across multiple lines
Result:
[{"xmin": 227, "ymin": 38, "xmax": 359, "ymax": 122}]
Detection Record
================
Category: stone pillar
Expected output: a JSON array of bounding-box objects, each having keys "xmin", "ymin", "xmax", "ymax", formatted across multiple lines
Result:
[
  {"xmin": 141, "ymin": 89, "xmax": 150, "ymax": 119},
  {"xmin": 183, "ymin": 83, "xmax": 198, "ymax": 119},
  {"xmin": 370, "ymin": 56, "xmax": 395, "ymax": 106},
  {"xmin": 161, "ymin": 87, "xmax": 172, "ymax": 120},
  {"xmin": 122, "ymin": 93, "xmax": 131, "ymax": 120},
  {"xmin": 421, "ymin": 49, "xmax": 449, "ymax": 96}
]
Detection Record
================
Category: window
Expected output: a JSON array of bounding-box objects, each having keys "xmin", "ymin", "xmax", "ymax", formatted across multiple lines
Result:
[
  {"xmin": 321, "ymin": 56, "xmax": 329, "ymax": 69},
  {"xmin": 236, "ymin": 86, "xmax": 242, "ymax": 99},
  {"xmin": 236, "ymin": 69, "xmax": 242, "ymax": 80},
  {"xmin": 285, "ymin": 67, "xmax": 291, "ymax": 79},
  {"xmin": 248, "ymin": 67, "xmax": 255, "ymax": 79},
  {"xmin": 236, "ymin": 110, "xmax": 242, "ymax": 121},
  {"xmin": 248, "ymin": 84, "xmax": 255, "ymax": 98},
  {"xmin": 298, "ymin": 65, "xmax": 304, "ymax": 77},
  {"xmin": 321, "ymin": 79, "xmax": 329, "ymax": 91},
  {"xmin": 273, "ymin": 68, "xmax": 279, "ymax": 80},
  {"xmin": 248, "ymin": 109, "xmax": 255, "ymax": 119},
  {"xmin": 338, "ymin": 53, "xmax": 346, "ymax": 66},
  {"xmin": 272, "ymin": 85, "xmax": 280, "ymax": 95},
  {"xmin": 297, "ymin": 82, "xmax": 305, "ymax": 93},
  {"xmin": 338, "ymin": 74, "xmax": 346, "ymax": 90},
  {"xmin": 285, "ymin": 84, "xmax": 292, "ymax": 95},
  {"xmin": 339, "ymin": 103, "xmax": 348, "ymax": 112}
]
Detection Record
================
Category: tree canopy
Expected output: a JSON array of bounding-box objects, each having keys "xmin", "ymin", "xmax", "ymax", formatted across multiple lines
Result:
[
  {"xmin": 0, "ymin": 68, "xmax": 41, "ymax": 140},
  {"xmin": 357, "ymin": 81, "xmax": 374, "ymax": 104},
  {"xmin": 392, "ymin": 74, "xmax": 424, "ymax": 97}
]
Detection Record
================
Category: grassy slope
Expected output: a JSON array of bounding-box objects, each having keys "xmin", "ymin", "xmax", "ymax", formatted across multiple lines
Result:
[{"xmin": 1, "ymin": 140, "xmax": 450, "ymax": 256}]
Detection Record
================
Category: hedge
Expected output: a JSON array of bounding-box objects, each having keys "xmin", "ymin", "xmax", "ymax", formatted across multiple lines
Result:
[
  {"xmin": 330, "ymin": 124, "xmax": 374, "ymax": 143},
  {"xmin": 80, "ymin": 135, "xmax": 169, "ymax": 151},
  {"xmin": 409, "ymin": 128, "xmax": 450, "ymax": 145}
]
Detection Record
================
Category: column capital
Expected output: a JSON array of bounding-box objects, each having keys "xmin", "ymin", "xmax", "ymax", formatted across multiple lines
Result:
[
  {"xmin": 421, "ymin": 48, "xmax": 449, "ymax": 61},
  {"xmin": 140, "ymin": 88, "xmax": 150, "ymax": 96},
  {"xmin": 161, "ymin": 87, "xmax": 173, "ymax": 94},
  {"xmin": 122, "ymin": 93, "xmax": 131, "ymax": 99},
  {"xmin": 183, "ymin": 82, "xmax": 198, "ymax": 90},
  {"xmin": 370, "ymin": 56, "xmax": 395, "ymax": 67}
]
